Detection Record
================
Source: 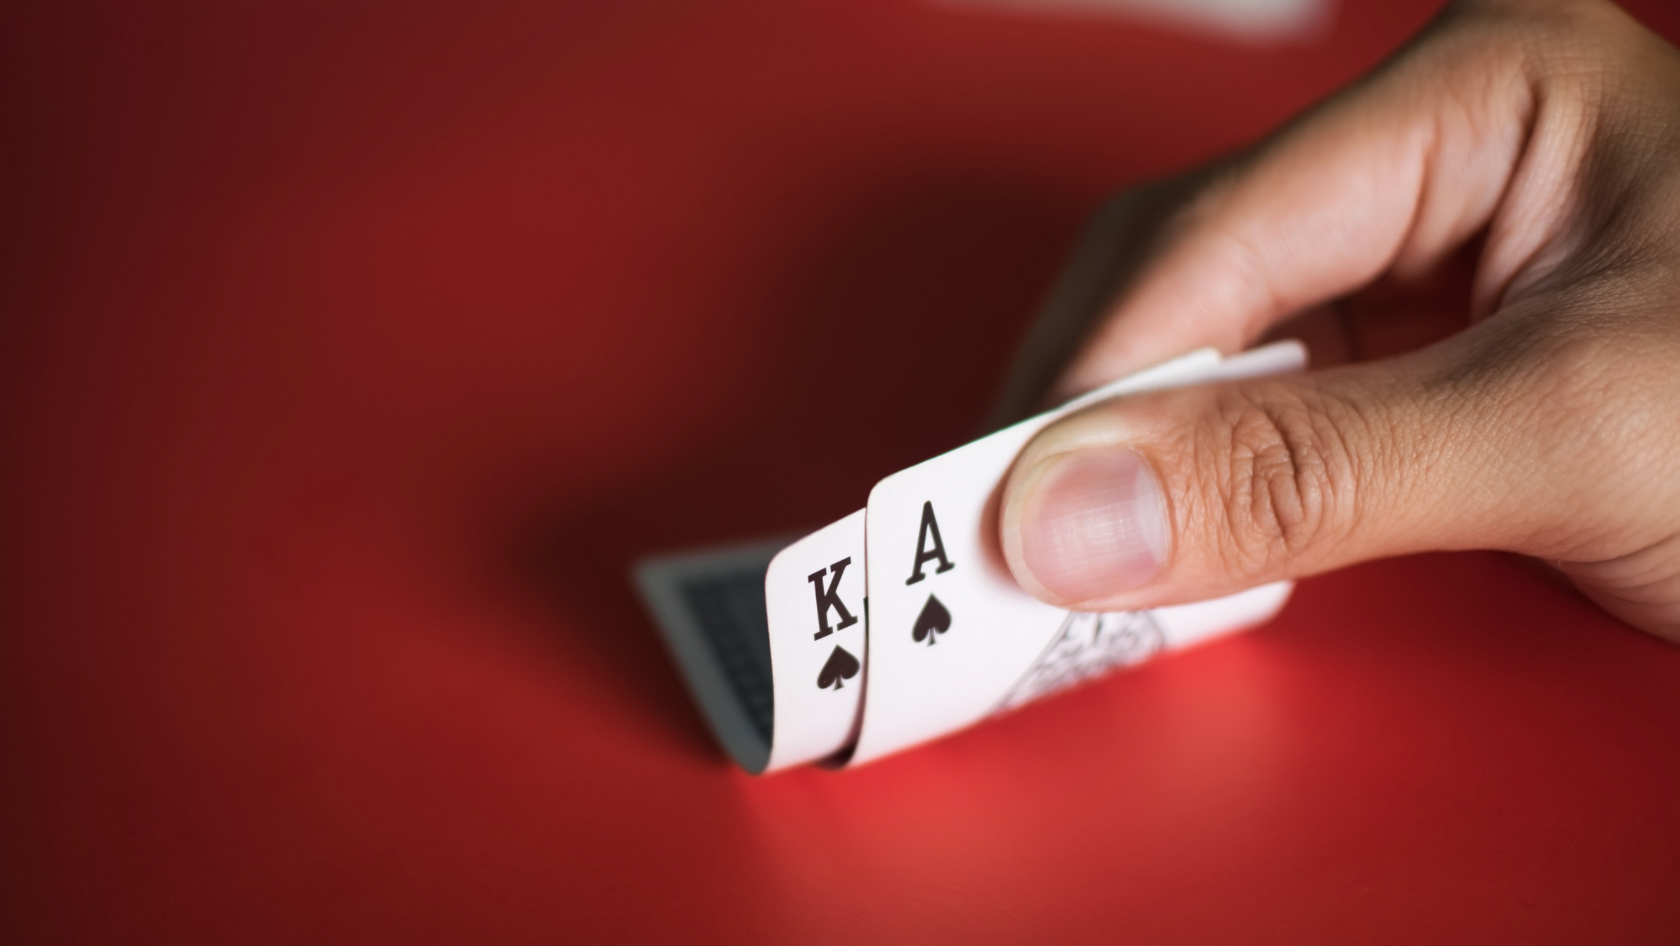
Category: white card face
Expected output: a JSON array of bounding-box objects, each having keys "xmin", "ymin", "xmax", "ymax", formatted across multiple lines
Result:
[
  {"xmin": 852, "ymin": 342, "xmax": 1306, "ymax": 765},
  {"xmin": 762, "ymin": 508, "xmax": 868, "ymax": 771}
]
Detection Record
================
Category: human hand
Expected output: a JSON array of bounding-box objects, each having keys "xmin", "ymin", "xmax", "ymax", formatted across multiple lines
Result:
[{"xmin": 995, "ymin": 0, "xmax": 1680, "ymax": 640}]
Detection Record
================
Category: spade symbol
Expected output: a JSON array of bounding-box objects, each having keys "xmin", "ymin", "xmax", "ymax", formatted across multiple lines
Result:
[
  {"xmin": 911, "ymin": 594, "xmax": 951, "ymax": 645},
  {"xmin": 816, "ymin": 645, "xmax": 861, "ymax": 691}
]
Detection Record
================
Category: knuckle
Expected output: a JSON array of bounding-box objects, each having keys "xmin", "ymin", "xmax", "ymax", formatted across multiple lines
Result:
[
  {"xmin": 1426, "ymin": 304, "xmax": 1680, "ymax": 558},
  {"xmin": 1186, "ymin": 383, "xmax": 1364, "ymax": 577},
  {"xmin": 1463, "ymin": 305, "xmax": 1644, "ymax": 418},
  {"xmin": 1421, "ymin": 0, "xmax": 1633, "ymax": 89},
  {"xmin": 1436, "ymin": 300, "xmax": 1641, "ymax": 415},
  {"xmin": 1513, "ymin": 326, "xmax": 1677, "ymax": 458},
  {"xmin": 1523, "ymin": 333, "xmax": 1624, "ymax": 413}
]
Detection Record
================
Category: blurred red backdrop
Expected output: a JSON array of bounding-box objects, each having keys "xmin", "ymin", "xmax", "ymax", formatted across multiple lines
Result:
[{"xmin": 4, "ymin": 1, "xmax": 1680, "ymax": 942}]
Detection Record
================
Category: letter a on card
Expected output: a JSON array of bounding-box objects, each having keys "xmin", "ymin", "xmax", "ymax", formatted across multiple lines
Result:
[{"xmin": 905, "ymin": 501, "xmax": 954, "ymax": 585}]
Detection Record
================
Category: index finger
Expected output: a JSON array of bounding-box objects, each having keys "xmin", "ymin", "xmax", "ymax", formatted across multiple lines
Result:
[{"xmin": 1052, "ymin": 0, "xmax": 1567, "ymax": 402}]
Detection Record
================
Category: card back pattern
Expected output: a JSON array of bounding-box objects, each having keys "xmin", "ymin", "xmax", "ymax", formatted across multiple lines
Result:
[{"xmin": 678, "ymin": 570, "xmax": 776, "ymax": 743}]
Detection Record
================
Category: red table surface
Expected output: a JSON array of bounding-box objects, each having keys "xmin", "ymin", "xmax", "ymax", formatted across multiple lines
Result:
[{"xmin": 6, "ymin": 1, "xmax": 1680, "ymax": 942}]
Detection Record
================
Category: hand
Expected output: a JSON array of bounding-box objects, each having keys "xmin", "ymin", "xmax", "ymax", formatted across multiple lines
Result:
[{"xmin": 995, "ymin": 0, "xmax": 1680, "ymax": 641}]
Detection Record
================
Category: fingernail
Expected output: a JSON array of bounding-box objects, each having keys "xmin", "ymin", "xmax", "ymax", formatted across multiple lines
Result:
[{"xmin": 1017, "ymin": 447, "xmax": 1167, "ymax": 602}]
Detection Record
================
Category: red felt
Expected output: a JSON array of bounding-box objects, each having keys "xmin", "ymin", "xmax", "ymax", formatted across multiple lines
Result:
[{"xmin": 4, "ymin": 1, "xmax": 1680, "ymax": 942}]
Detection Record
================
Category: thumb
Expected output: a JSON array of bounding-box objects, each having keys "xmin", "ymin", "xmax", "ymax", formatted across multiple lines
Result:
[{"xmin": 998, "ymin": 354, "xmax": 1538, "ymax": 610}]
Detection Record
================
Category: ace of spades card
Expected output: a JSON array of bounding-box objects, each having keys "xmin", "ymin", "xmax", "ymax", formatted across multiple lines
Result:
[{"xmin": 855, "ymin": 342, "xmax": 1303, "ymax": 764}]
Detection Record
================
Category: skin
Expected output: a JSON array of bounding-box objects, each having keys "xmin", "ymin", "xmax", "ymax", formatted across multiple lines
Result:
[{"xmin": 995, "ymin": 0, "xmax": 1680, "ymax": 642}]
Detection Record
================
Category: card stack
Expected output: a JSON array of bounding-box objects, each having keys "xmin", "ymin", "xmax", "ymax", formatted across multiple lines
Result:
[{"xmin": 635, "ymin": 342, "xmax": 1304, "ymax": 772}]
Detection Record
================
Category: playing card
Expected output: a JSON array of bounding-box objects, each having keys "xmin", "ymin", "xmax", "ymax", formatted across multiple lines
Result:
[
  {"xmin": 760, "ymin": 509, "xmax": 867, "ymax": 771},
  {"xmin": 852, "ymin": 341, "xmax": 1305, "ymax": 765}
]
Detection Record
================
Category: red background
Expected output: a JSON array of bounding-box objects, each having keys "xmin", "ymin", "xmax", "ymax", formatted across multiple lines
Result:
[{"xmin": 5, "ymin": 1, "xmax": 1680, "ymax": 942}]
